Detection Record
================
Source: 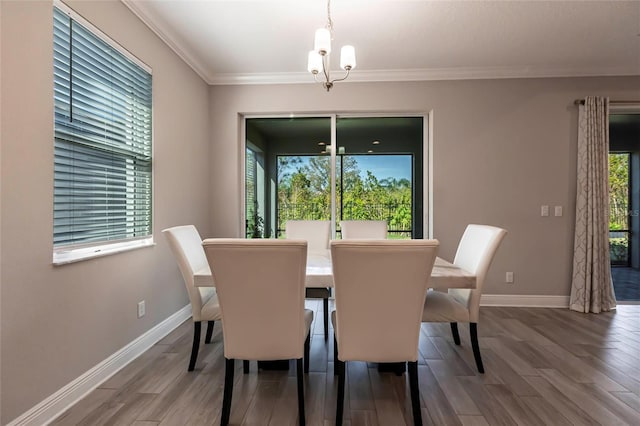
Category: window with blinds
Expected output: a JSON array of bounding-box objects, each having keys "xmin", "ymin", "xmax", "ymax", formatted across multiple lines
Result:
[{"xmin": 53, "ymin": 5, "xmax": 152, "ymax": 257}]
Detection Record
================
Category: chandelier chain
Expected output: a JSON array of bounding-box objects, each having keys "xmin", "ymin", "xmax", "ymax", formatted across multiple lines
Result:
[{"xmin": 326, "ymin": 0, "xmax": 333, "ymax": 32}]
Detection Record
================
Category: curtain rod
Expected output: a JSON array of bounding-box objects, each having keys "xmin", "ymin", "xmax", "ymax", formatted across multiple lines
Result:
[{"xmin": 574, "ymin": 99, "xmax": 640, "ymax": 105}]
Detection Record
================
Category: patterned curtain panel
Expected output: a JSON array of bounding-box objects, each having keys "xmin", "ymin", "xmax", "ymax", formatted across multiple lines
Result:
[{"xmin": 570, "ymin": 96, "xmax": 617, "ymax": 313}]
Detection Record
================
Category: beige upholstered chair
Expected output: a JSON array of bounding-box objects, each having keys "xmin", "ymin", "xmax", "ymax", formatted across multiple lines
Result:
[
  {"xmin": 285, "ymin": 219, "xmax": 331, "ymax": 340},
  {"xmin": 422, "ymin": 224, "xmax": 507, "ymax": 374},
  {"xmin": 285, "ymin": 220, "xmax": 331, "ymax": 253},
  {"xmin": 331, "ymin": 239, "xmax": 439, "ymax": 426},
  {"xmin": 202, "ymin": 239, "xmax": 313, "ymax": 426},
  {"xmin": 163, "ymin": 225, "xmax": 222, "ymax": 371},
  {"xmin": 340, "ymin": 220, "xmax": 388, "ymax": 239}
]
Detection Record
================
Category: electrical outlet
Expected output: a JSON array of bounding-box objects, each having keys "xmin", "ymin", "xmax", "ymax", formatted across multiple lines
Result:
[
  {"xmin": 137, "ymin": 300, "xmax": 146, "ymax": 318},
  {"xmin": 506, "ymin": 272, "xmax": 514, "ymax": 283}
]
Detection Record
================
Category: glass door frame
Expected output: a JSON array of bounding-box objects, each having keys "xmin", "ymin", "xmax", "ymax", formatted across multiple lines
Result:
[
  {"xmin": 239, "ymin": 112, "xmax": 432, "ymax": 239},
  {"xmin": 610, "ymin": 104, "xmax": 640, "ymax": 273}
]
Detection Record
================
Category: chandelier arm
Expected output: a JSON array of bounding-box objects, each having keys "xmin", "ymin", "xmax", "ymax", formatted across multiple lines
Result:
[
  {"xmin": 321, "ymin": 55, "xmax": 331, "ymax": 84},
  {"xmin": 329, "ymin": 68, "xmax": 351, "ymax": 84}
]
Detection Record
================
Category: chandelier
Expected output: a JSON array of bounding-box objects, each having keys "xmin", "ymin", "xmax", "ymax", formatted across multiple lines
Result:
[{"xmin": 307, "ymin": 0, "xmax": 356, "ymax": 91}]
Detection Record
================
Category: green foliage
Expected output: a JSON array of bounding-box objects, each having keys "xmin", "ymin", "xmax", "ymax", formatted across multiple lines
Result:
[
  {"xmin": 277, "ymin": 155, "xmax": 413, "ymax": 236},
  {"xmin": 610, "ymin": 237, "xmax": 628, "ymax": 263},
  {"xmin": 247, "ymin": 213, "xmax": 264, "ymax": 238},
  {"xmin": 609, "ymin": 153, "xmax": 629, "ymax": 230}
]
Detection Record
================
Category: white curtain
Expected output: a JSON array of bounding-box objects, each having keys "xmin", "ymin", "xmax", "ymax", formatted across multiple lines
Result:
[{"xmin": 570, "ymin": 96, "xmax": 617, "ymax": 313}]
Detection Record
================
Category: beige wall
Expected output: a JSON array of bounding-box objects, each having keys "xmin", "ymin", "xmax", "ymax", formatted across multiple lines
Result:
[
  {"xmin": 0, "ymin": 1, "xmax": 211, "ymax": 423},
  {"xmin": 209, "ymin": 77, "xmax": 637, "ymax": 298}
]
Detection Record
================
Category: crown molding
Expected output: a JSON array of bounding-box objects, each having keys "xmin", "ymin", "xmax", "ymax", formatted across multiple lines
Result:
[
  {"xmin": 121, "ymin": 1, "xmax": 639, "ymax": 87},
  {"xmin": 121, "ymin": 0, "xmax": 212, "ymax": 84},
  {"xmin": 208, "ymin": 65, "xmax": 640, "ymax": 86}
]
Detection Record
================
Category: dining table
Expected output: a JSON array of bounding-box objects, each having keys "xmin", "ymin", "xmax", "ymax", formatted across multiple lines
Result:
[
  {"xmin": 194, "ymin": 249, "xmax": 476, "ymax": 290},
  {"xmin": 194, "ymin": 248, "xmax": 475, "ymax": 373}
]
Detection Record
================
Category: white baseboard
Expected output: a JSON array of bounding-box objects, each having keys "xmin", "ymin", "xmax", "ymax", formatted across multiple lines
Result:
[
  {"xmin": 7, "ymin": 304, "xmax": 192, "ymax": 426},
  {"xmin": 481, "ymin": 294, "xmax": 570, "ymax": 308}
]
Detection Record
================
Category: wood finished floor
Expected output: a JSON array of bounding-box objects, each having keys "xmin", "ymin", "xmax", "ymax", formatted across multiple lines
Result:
[{"xmin": 52, "ymin": 302, "xmax": 640, "ymax": 425}]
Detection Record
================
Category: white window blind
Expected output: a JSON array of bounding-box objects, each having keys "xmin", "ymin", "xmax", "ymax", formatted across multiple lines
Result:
[{"xmin": 53, "ymin": 6, "xmax": 152, "ymax": 249}]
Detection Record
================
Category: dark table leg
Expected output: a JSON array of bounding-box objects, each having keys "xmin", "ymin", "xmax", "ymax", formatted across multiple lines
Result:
[
  {"xmin": 377, "ymin": 362, "xmax": 406, "ymax": 376},
  {"xmin": 305, "ymin": 287, "xmax": 331, "ymax": 341}
]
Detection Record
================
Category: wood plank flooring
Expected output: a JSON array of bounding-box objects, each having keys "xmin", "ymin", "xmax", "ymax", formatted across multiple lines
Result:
[{"xmin": 51, "ymin": 303, "xmax": 640, "ymax": 425}]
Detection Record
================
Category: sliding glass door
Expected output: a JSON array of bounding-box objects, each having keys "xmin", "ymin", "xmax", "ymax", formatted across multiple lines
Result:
[
  {"xmin": 335, "ymin": 117, "xmax": 422, "ymax": 238},
  {"xmin": 244, "ymin": 115, "xmax": 425, "ymax": 239},
  {"xmin": 609, "ymin": 112, "xmax": 640, "ymax": 302},
  {"xmin": 277, "ymin": 154, "xmax": 331, "ymax": 235},
  {"xmin": 609, "ymin": 152, "xmax": 631, "ymax": 266}
]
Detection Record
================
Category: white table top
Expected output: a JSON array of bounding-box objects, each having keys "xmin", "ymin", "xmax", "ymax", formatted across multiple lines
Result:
[{"xmin": 194, "ymin": 250, "xmax": 475, "ymax": 290}]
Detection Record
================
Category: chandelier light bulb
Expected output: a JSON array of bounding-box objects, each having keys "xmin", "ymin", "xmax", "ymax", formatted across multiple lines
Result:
[
  {"xmin": 340, "ymin": 45, "xmax": 356, "ymax": 70},
  {"xmin": 307, "ymin": 51, "xmax": 323, "ymax": 74},
  {"xmin": 314, "ymin": 28, "xmax": 331, "ymax": 55}
]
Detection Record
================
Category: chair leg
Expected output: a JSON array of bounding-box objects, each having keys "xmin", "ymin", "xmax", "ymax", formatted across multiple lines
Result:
[
  {"xmin": 221, "ymin": 358, "xmax": 235, "ymax": 426},
  {"xmin": 336, "ymin": 359, "xmax": 346, "ymax": 426},
  {"xmin": 188, "ymin": 322, "xmax": 201, "ymax": 371},
  {"xmin": 243, "ymin": 360, "xmax": 250, "ymax": 374},
  {"xmin": 304, "ymin": 334, "xmax": 311, "ymax": 374},
  {"xmin": 205, "ymin": 321, "xmax": 215, "ymax": 343},
  {"xmin": 333, "ymin": 335, "xmax": 338, "ymax": 376},
  {"xmin": 323, "ymin": 297, "xmax": 329, "ymax": 341},
  {"xmin": 297, "ymin": 358, "xmax": 306, "ymax": 426},
  {"xmin": 470, "ymin": 323, "xmax": 484, "ymax": 374},
  {"xmin": 408, "ymin": 361, "xmax": 423, "ymax": 426},
  {"xmin": 450, "ymin": 322, "xmax": 461, "ymax": 345}
]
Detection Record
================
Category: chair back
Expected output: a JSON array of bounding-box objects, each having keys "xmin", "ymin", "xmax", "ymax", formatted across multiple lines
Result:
[
  {"xmin": 202, "ymin": 239, "xmax": 308, "ymax": 360},
  {"xmin": 449, "ymin": 224, "xmax": 507, "ymax": 322},
  {"xmin": 285, "ymin": 220, "xmax": 331, "ymax": 254},
  {"xmin": 163, "ymin": 225, "xmax": 216, "ymax": 322},
  {"xmin": 340, "ymin": 220, "xmax": 388, "ymax": 239},
  {"xmin": 331, "ymin": 239, "xmax": 439, "ymax": 363}
]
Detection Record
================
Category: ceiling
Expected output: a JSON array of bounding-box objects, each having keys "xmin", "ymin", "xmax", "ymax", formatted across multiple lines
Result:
[{"xmin": 122, "ymin": 0, "xmax": 640, "ymax": 86}]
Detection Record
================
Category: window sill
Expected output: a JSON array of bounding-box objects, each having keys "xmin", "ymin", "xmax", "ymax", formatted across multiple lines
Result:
[{"xmin": 53, "ymin": 237, "xmax": 155, "ymax": 265}]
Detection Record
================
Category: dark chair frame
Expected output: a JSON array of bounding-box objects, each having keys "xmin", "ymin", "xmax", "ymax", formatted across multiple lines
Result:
[
  {"xmin": 188, "ymin": 320, "xmax": 216, "ymax": 371},
  {"xmin": 450, "ymin": 322, "xmax": 484, "ymax": 373},
  {"xmin": 334, "ymin": 337, "xmax": 422, "ymax": 426},
  {"xmin": 221, "ymin": 334, "xmax": 311, "ymax": 426}
]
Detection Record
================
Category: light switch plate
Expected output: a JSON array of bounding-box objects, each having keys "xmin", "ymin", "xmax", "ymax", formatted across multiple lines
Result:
[
  {"xmin": 555, "ymin": 206, "xmax": 563, "ymax": 216},
  {"xmin": 541, "ymin": 205, "xmax": 549, "ymax": 217}
]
